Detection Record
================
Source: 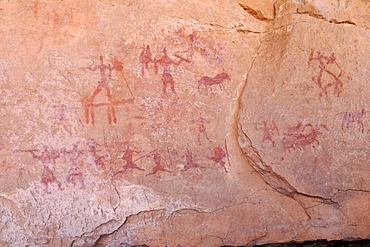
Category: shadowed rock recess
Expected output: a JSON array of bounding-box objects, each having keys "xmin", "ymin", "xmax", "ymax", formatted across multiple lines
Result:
[{"xmin": 0, "ymin": 0, "xmax": 369, "ymax": 246}]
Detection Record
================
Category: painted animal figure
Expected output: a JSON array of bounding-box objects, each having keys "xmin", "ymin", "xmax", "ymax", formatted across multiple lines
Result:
[
  {"xmin": 197, "ymin": 72, "xmax": 231, "ymax": 91},
  {"xmin": 282, "ymin": 124, "xmax": 328, "ymax": 153}
]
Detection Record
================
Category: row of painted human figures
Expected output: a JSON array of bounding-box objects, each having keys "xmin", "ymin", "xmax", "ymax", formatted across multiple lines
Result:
[
  {"xmin": 82, "ymin": 46, "xmax": 231, "ymax": 125},
  {"xmin": 15, "ymin": 141, "xmax": 229, "ymax": 193}
]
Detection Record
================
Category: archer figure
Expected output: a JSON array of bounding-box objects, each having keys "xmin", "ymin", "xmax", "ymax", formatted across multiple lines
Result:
[
  {"xmin": 207, "ymin": 145, "xmax": 227, "ymax": 172},
  {"xmin": 119, "ymin": 142, "xmax": 145, "ymax": 172},
  {"xmin": 83, "ymin": 56, "xmax": 117, "ymax": 124},
  {"xmin": 154, "ymin": 47, "xmax": 189, "ymax": 94},
  {"xmin": 308, "ymin": 50, "xmax": 346, "ymax": 97},
  {"xmin": 182, "ymin": 149, "xmax": 202, "ymax": 171},
  {"xmin": 255, "ymin": 120, "xmax": 280, "ymax": 147},
  {"xmin": 192, "ymin": 117, "xmax": 212, "ymax": 145},
  {"xmin": 146, "ymin": 152, "xmax": 172, "ymax": 176}
]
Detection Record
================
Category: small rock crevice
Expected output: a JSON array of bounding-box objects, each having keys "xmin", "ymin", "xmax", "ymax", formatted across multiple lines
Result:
[
  {"xmin": 295, "ymin": 10, "xmax": 357, "ymax": 27},
  {"xmin": 238, "ymin": 2, "xmax": 274, "ymax": 21},
  {"xmin": 91, "ymin": 209, "xmax": 165, "ymax": 246}
]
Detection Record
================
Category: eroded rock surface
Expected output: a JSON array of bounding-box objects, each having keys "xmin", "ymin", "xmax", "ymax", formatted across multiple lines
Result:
[{"xmin": 0, "ymin": 0, "xmax": 369, "ymax": 246}]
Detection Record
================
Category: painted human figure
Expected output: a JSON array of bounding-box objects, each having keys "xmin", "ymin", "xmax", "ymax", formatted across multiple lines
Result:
[
  {"xmin": 192, "ymin": 117, "xmax": 211, "ymax": 145},
  {"xmin": 84, "ymin": 56, "xmax": 117, "ymax": 124},
  {"xmin": 87, "ymin": 139, "xmax": 105, "ymax": 169},
  {"xmin": 182, "ymin": 149, "xmax": 202, "ymax": 171},
  {"xmin": 26, "ymin": 146, "xmax": 63, "ymax": 194},
  {"xmin": 139, "ymin": 44, "xmax": 153, "ymax": 76},
  {"xmin": 308, "ymin": 50, "xmax": 345, "ymax": 97},
  {"xmin": 207, "ymin": 145, "xmax": 227, "ymax": 172},
  {"xmin": 255, "ymin": 120, "xmax": 280, "ymax": 147},
  {"xmin": 146, "ymin": 152, "xmax": 171, "ymax": 176},
  {"xmin": 65, "ymin": 143, "xmax": 85, "ymax": 188},
  {"xmin": 154, "ymin": 48, "xmax": 189, "ymax": 94},
  {"xmin": 120, "ymin": 143, "xmax": 145, "ymax": 172}
]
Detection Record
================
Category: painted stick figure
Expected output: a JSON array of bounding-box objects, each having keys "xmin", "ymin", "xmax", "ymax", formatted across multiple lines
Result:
[
  {"xmin": 146, "ymin": 152, "xmax": 172, "ymax": 176},
  {"xmin": 154, "ymin": 47, "xmax": 189, "ymax": 94},
  {"xmin": 83, "ymin": 56, "xmax": 116, "ymax": 124},
  {"xmin": 139, "ymin": 44, "xmax": 153, "ymax": 76},
  {"xmin": 64, "ymin": 143, "xmax": 85, "ymax": 188},
  {"xmin": 254, "ymin": 120, "xmax": 280, "ymax": 147},
  {"xmin": 161, "ymin": 72, "xmax": 176, "ymax": 94},
  {"xmin": 87, "ymin": 139, "xmax": 105, "ymax": 169},
  {"xmin": 20, "ymin": 146, "xmax": 63, "ymax": 193},
  {"xmin": 308, "ymin": 50, "xmax": 345, "ymax": 97},
  {"xmin": 182, "ymin": 149, "xmax": 202, "ymax": 171},
  {"xmin": 207, "ymin": 145, "xmax": 227, "ymax": 172},
  {"xmin": 120, "ymin": 142, "xmax": 145, "ymax": 172},
  {"xmin": 192, "ymin": 117, "xmax": 211, "ymax": 145}
]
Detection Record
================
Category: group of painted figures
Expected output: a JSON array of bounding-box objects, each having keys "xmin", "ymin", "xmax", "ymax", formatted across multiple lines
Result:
[
  {"xmin": 252, "ymin": 50, "xmax": 366, "ymax": 151},
  {"xmin": 80, "ymin": 48, "xmax": 348, "ymax": 126},
  {"xmin": 14, "ymin": 45, "xmax": 365, "ymax": 194},
  {"xmin": 254, "ymin": 107, "xmax": 366, "ymax": 152},
  {"xmin": 16, "ymin": 140, "xmax": 229, "ymax": 193},
  {"xmin": 82, "ymin": 45, "xmax": 231, "ymax": 125}
]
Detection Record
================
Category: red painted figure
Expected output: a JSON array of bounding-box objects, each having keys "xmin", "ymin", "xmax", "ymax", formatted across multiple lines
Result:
[
  {"xmin": 139, "ymin": 44, "xmax": 153, "ymax": 76},
  {"xmin": 282, "ymin": 123, "xmax": 328, "ymax": 153},
  {"xmin": 25, "ymin": 146, "xmax": 63, "ymax": 193},
  {"xmin": 83, "ymin": 56, "xmax": 116, "ymax": 124},
  {"xmin": 87, "ymin": 139, "xmax": 105, "ymax": 169},
  {"xmin": 255, "ymin": 120, "xmax": 280, "ymax": 147},
  {"xmin": 192, "ymin": 117, "xmax": 211, "ymax": 145},
  {"xmin": 120, "ymin": 143, "xmax": 145, "ymax": 172},
  {"xmin": 161, "ymin": 72, "xmax": 176, "ymax": 94},
  {"xmin": 308, "ymin": 50, "xmax": 345, "ymax": 97},
  {"xmin": 207, "ymin": 145, "xmax": 227, "ymax": 172},
  {"xmin": 146, "ymin": 152, "xmax": 171, "ymax": 176},
  {"xmin": 197, "ymin": 72, "xmax": 231, "ymax": 92},
  {"xmin": 182, "ymin": 149, "xmax": 202, "ymax": 171},
  {"xmin": 154, "ymin": 47, "xmax": 189, "ymax": 94},
  {"xmin": 64, "ymin": 143, "xmax": 85, "ymax": 188}
]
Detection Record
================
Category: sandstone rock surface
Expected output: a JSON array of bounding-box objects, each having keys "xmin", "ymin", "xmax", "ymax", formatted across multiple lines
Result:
[{"xmin": 0, "ymin": 0, "xmax": 369, "ymax": 246}]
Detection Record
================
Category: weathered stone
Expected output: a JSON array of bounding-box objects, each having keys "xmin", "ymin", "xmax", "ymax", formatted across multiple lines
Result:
[{"xmin": 0, "ymin": 0, "xmax": 369, "ymax": 246}]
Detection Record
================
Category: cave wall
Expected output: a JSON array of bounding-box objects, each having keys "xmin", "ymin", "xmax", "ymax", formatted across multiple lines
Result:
[{"xmin": 0, "ymin": 0, "xmax": 369, "ymax": 246}]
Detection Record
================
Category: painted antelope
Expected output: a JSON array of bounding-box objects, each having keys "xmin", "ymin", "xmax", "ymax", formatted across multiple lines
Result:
[{"xmin": 197, "ymin": 72, "xmax": 231, "ymax": 92}]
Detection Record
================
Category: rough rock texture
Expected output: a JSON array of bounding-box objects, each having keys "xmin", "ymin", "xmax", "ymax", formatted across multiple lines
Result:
[{"xmin": 0, "ymin": 0, "xmax": 369, "ymax": 246}]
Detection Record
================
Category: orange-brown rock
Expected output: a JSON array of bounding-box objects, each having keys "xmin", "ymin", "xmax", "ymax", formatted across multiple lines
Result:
[{"xmin": 0, "ymin": 0, "xmax": 369, "ymax": 246}]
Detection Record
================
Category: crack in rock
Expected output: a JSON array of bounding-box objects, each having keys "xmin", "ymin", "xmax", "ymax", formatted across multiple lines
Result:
[
  {"xmin": 295, "ymin": 10, "xmax": 357, "ymax": 26},
  {"xmin": 237, "ymin": 125, "xmax": 339, "ymax": 219},
  {"xmin": 92, "ymin": 209, "xmax": 165, "ymax": 246},
  {"xmin": 165, "ymin": 200, "xmax": 260, "ymax": 222},
  {"xmin": 238, "ymin": 2, "xmax": 274, "ymax": 21}
]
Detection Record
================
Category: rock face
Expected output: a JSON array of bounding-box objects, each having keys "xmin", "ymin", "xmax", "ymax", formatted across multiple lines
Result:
[{"xmin": 0, "ymin": 0, "xmax": 369, "ymax": 246}]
